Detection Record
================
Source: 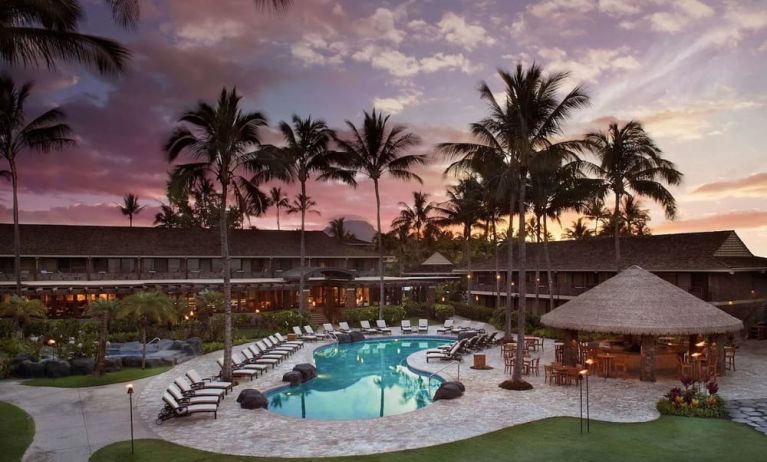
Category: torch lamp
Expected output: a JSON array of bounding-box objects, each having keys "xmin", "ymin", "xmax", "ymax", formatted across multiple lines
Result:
[
  {"xmin": 126, "ymin": 384, "xmax": 135, "ymax": 455},
  {"xmin": 579, "ymin": 369, "xmax": 590, "ymax": 433}
]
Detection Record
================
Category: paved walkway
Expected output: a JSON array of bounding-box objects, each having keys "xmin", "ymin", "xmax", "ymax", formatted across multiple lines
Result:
[{"xmin": 726, "ymin": 399, "xmax": 767, "ymax": 434}]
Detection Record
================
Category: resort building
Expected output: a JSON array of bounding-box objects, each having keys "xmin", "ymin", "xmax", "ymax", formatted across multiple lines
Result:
[
  {"xmin": 0, "ymin": 224, "xmax": 447, "ymax": 317},
  {"xmin": 468, "ymin": 230, "xmax": 767, "ymax": 326}
]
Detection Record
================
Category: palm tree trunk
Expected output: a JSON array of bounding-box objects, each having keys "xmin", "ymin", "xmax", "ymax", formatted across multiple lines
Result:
[
  {"xmin": 220, "ymin": 181, "xmax": 233, "ymax": 382},
  {"xmin": 543, "ymin": 215, "xmax": 554, "ymax": 312},
  {"xmin": 129, "ymin": 214, "xmax": 133, "ymax": 227},
  {"xmin": 534, "ymin": 216, "xmax": 540, "ymax": 310},
  {"xmin": 465, "ymin": 224, "xmax": 472, "ymax": 305},
  {"xmin": 505, "ymin": 193, "xmax": 514, "ymax": 340},
  {"xmin": 141, "ymin": 324, "xmax": 147, "ymax": 370},
  {"xmin": 513, "ymin": 168, "xmax": 527, "ymax": 383},
  {"xmin": 613, "ymin": 192, "xmax": 621, "ymax": 270},
  {"xmin": 374, "ymin": 180, "xmax": 385, "ymax": 319},
  {"xmin": 493, "ymin": 220, "xmax": 500, "ymax": 309},
  {"xmin": 299, "ymin": 181, "xmax": 307, "ymax": 313},
  {"xmin": 276, "ymin": 205, "xmax": 281, "ymax": 231},
  {"xmin": 95, "ymin": 316, "xmax": 107, "ymax": 375},
  {"xmin": 10, "ymin": 159, "xmax": 21, "ymax": 295}
]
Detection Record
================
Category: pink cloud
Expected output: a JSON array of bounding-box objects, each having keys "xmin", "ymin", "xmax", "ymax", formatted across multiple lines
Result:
[
  {"xmin": 654, "ymin": 210, "xmax": 767, "ymax": 233},
  {"xmin": 692, "ymin": 172, "xmax": 767, "ymax": 198}
]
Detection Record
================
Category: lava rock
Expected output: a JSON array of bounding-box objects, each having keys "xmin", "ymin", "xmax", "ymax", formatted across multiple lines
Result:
[
  {"xmin": 335, "ymin": 333, "xmax": 351, "ymax": 343},
  {"xmin": 349, "ymin": 331, "xmax": 366, "ymax": 343},
  {"xmin": 122, "ymin": 356, "xmax": 167, "ymax": 368},
  {"xmin": 70, "ymin": 358, "xmax": 95, "ymax": 375},
  {"xmin": 457, "ymin": 331, "xmax": 478, "ymax": 341},
  {"xmin": 282, "ymin": 371, "xmax": 303, "ymax": 386},
  {"xmin": 103, "ymin": 357, "xmax": 122, "ymax": 372},
  {"xmin": 44, "ymin": 360, "xmax": 71, "ymax": 378},
  {"xmin": 15, "ymin": 360, "xmax": 45, "ymax": 378},
  {"xmin": 186, "ymin": 337, "xmax": 203, "ymax": 356},
  {"xmin": 292, "ymin": 363, "xmax": 318, "ymax": 382},
  {"xmin": 433, "ymin": 381, "xmax": 464, "ymax": 401},
  {"xmin": 237, "ymin": 389, "xmax": 268, "ymax": 410},
  {"xmin": 498, "ymin": 379, "xmax": 534, "ymax": 391},
  {"xmin": 13, "ymin": 353, "xmax": 32, "ymax": 364}
]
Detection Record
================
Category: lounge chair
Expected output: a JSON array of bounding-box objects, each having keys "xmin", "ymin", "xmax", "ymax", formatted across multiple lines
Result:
[
  {"xmin": 360, "ymin": 320, "xmax": 379, "ymax": 334},
  {"xmin": 174, "ymin": 376, "xmax": 226, "ymax": 399},
  {"xmin": 256, "ymin": 341, "xmax": 290, "ymax": 358},
  {"xmin": 157, "ymin": 392, "xmax": 217, "ymax": 424},
  {"xmin": 240, "ymin": 348, "xmax": 275, "ymax": 370},
  {"xmin": 274, "ymin": 332, "xmax": 304, "ymax": 348},
  {"xmin": 216, "ymin": 358, "xmax": 258, "ymax": 380},
  {"xmin": 323, "ymin": 323, "xmax": 337, "ymax": 335},
  {"xmin": 265, "ymin": 336, "xmax": 298, "ymax": 353},
  {"xmin": 185, "ymin": 369, "xmax": 233, "ymax": 393},
  {"xmin": 338, "ymin": 322, "xmax": 353, "ymax": 333},
  {"xmin": 269, "ymin": 334, "xmax": 300, "ymax": 351},
  {"xmin": 401, "ymin": 319, "xmax": 413, "ymax": 334},
  {"xmin": 451, "ymin": 320, "xmax": 471, "ymax": 333},
  {"xmin": 376, "ymin": 320, "xmax": 392, "ymax": 335},
  {"xmin": 426, "ymin": 340, "xmax": 466, "ymax": 362},
  {"xmin": 304, "ymin": 325, "xmax": 328, "ymax": 340},
  {"xmin": 167, "ymin": 383, "xmax": 220, "ymax": 405},
  {"xmin": 247, "ymin": 345, "xmax": 281, "ymax": 366},
  {"xmin": 418, "ymin": 319, "xmax": 429, "ymax": 333},
  {"xmin": 293, "ymin": 326, "xmax": 317, "ymax": 341},
  {"xmin": 436, "ymin": 319, "xmax": 454, "ymax": 334}
]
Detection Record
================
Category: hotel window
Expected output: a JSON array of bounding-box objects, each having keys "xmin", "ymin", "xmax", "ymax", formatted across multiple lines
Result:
[
  {"xmin": 120, "ymin": 258, "xmax": 136, "ymax": 273},
  {"xmin": 187, "ymin": 259, "xmax": 200, "ymax": 271},
  {"xmin": 199, "ymin": 259, "xmax": 213, "ymax": 272},
  {"xmin": 230, "ymin": 258, "xmax": 242, "ymax": 272},
  {"xmin": 168, "ymin": 258, "xmax": 181, "ymax": 272}
]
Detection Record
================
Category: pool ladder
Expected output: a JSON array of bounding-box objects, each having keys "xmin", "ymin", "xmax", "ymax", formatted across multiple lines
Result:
[{"xmin": 425, "ymin": 360, "xmax": 461, "ymax": 386}]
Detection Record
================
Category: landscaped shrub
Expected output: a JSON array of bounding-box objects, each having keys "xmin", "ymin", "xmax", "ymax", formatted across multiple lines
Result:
[
  {"xmin": 489, "ymin": 308, "xmax": 548, "ymax": 334},
  {"xmin": 434, "ymin": 304, "xmax": 455, "ymax": 321},
  {"xmin": 382, "ymin": 305, "xmax": 406, "ymax": 324},
  {"xmin": 0, "ymin": 319, "xmax": 15, "ymax": 339},
  {"xmin": 403, "ymin": 301, "xmax": 433, "ymax": 319},
  {"xmin": 342, "ymin": 307, "xmax": 378, "ymax": 325},
  {"xmin": 261, "ymin": 310, "xmax": 309, "ymax": 333},
  {"xmin": 656, "ymin": 376, "xmax": 725, "ymax": 418},
  {"xmin": 453, "ymin": 302, "xmax": 494, "ymax": 322}
]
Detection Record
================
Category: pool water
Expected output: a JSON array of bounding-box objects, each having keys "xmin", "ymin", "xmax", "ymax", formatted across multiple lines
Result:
[{"xmin": 266, "ymin": 337, "xmax": 451, "ymax": 420}]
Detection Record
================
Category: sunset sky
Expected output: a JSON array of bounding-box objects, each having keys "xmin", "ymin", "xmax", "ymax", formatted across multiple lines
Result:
[{"xmin": 1, "ymin": 0, "xmax": 766, "ymax": 254}]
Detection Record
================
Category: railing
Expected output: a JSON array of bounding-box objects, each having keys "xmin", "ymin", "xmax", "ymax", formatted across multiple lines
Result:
[{"xmin": 426, "ymin": 359, "xmax": 461, "ymax": 384}]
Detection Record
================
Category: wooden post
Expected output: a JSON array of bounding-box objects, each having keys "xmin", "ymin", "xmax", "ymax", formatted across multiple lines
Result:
[
  {"xmin": 563, "ymin": 329, "xmax": 579, "ymax": 366},
  {"xmin": 640, "ymin": 335, "xmax": 656, "ymax": 382},
  {"xmin": 715, "ymin": 334, "xmax": 726, "ymax": 376},
  {"xmin": 345, "ymin": 287, "xmax": 356, "ymax": 309}
]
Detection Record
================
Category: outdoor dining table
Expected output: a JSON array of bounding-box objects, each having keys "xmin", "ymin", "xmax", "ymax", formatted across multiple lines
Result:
[{"xmin": 552, "ymin": 364, "xmax": 580, "ymax": 385}]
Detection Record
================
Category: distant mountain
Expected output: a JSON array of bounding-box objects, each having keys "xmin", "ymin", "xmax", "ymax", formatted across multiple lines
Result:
[{"xmin": 323, "ymin": 217, "xmax": 376, "ymax": 242}]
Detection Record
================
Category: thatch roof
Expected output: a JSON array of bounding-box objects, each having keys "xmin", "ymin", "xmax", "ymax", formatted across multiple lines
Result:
[
  {"xmin": 540, "ymin": 266, "xmax": 744, "ymax": 336},
  {"xmin": 421, "ymin": 252, "xmax": 453, "ymax": 266}
]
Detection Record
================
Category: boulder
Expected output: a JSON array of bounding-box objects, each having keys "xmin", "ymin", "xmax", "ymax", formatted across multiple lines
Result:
[
  {"xmin": 122, "ymin": 356, "xmax": 167, "ymax": 368},
  {"xmin": 103, "ymin": 357, "xmax": 122, "ymax": 372},
  {"xmin": 44, "ymin": 360, "xmax": 71, "ymax": 378},
  {"xmin": 433, "ymin": 381, "xmax": 465, "ymax": 401},
  {"xmin": 70, "ymin": 358, "xmax": 95, "ymax": 375},
  {"xmin": 186, "ymin": 337, "xmax": 203, "ymax": 356},
  {"xmin": 168, "ymin": 340, "xmax": 185, "ymax": 350},
  {"xmin": 282, "ymin": 370, "xmax": 303, "ymax": 386},
  {"xmin": 13, "ymin": 353, "xmax": 32, "ymax": 364},
  {"xmin": 237, "ymin": 389, "xmax": 268, "ymax": 410},
  {"xmin": 335, "ymin": 333, "xmax": 351, "ymax": 343},
  {"xmin": 15, "ymin": 360, "xmax": 45, "ymax": 378},
  {"xmin": 349, "ymin": 331, "xmax": 366, "ymax": 343},
  {"xmin": 292, "ymin": 363, "xmax": 318, "ymax": 382}
]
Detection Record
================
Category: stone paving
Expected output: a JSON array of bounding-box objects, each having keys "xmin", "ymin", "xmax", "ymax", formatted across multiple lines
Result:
[{"xmin": 726, "ymin": 399, "xmax": 767, "ymax": 435}]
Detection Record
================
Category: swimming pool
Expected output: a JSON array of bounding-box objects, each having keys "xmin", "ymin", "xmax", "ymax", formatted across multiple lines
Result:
[{"xmin": 266, "ymin": 337, "xmax": 451, "ymax": 420}]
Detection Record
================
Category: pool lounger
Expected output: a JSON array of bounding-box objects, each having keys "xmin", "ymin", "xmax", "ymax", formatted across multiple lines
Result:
[
  {"xmin": 185, "ymin": 369, "xmax": 233, "ymax": 393},
  {"xmin": 359, "ymin": 320, "xmax": 379, "ymax": 334},
  {"xmin": 174, "ymin": 376, "xmax": 227, "ymax": 400},
  {"xmin": 305, "ymin": 325, "xmax": 328, "ymax": 340},
  {"xmin": 167, "ymin": 383, "xmax": 220, "ymax": 406},
  {"xmin": 338, "ymin": 322, "xmax": 353, "ymax": 333},
  {"xmin": 293, "ymin": 326, "xmax": 318, "ymax": 341},
  {"xmin": 275, "ymin": 333, "xmax": 304, "ymax": 347},
  {"xmin": 158, "ymin": 392, "xmax": 217, "ymax": 423},
  {"xmin": 401, "ymin": 319, "xmax": 413, "ymax": 334},
  {"xmin": 426, "ymin": 339, "xmax": 466, "ymax": 362},
  {"xmin": 268, "ymin": 335, "xmax": 300, "ymax": 352},
  {"xmin": 436, "ymin": 319, "xmax": 454, "ymax": 333},
  {"xmin": 418, "ymin": 319, "xmax": 429, "ymax": 333},
  {"xmin": 376, "ymin": 320, "xmax": 392, "ymax": 335},
  {"xmin": 216, "ymin": 358, "xmax": 258, "ymax": 381}
]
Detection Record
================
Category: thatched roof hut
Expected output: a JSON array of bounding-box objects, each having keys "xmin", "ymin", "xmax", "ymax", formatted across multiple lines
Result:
[{"xmin": 541, "ymin": 265, "xmax": 743, "ymax": 336}]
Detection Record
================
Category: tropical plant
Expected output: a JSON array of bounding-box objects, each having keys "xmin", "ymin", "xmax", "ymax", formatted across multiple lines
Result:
[
  {"xmin": 563, "ymin": 217, "xmax": 593, "ymax": 240},
  {"xmin": 327, "ymin": 217, "xmax": 355, "ymax": 242},
  {"xmin": 85, "ymin": 299, "xmax": 120, "ymax": 375},
  {"xmin": 391, "ymin": 191, "xmax": 438, "ymax": 259},
  {"xmin": 165, "ymin": 87, "xmax": 290, "ymax": 380},
  {"xmin": 333, "ymin": 109, "xmax": 425, "ymax": 318},
  {"xmin": 621, "ymin": 196, "xmax": 652, "ymax": 236},
  {"xmin": 0, "ymin": 75, "xmax": 74, "ymax": 294},
  {"xmin": 0, "ymin": 295, "xmax": 46, "ymax": 338},
  {"xmin": 583, "ymin": 196, "xmax": 609, "ymax": 234},
  {"xmin": 117, "ymin": 291, "xmax": 176, "ymax": 369},
  {"xmin": 118, "ymin": 193, "xmax": 144, "ymax": 227},
  {"xmin": 274, "ymin": 115, "xmax": 353, "ymax": 312},
  {"xmin": 193, "ymin": 289, "xmax": 224, "ymax": 337},
  {"xmin": 584, "ymin": 121, "xmax": 682, "ymax": 268},
  {"xmin": 286, "ymin": 193, "xmax": 320, "ymax": 217},
  {"xmin": 269, "ymin": 186, "xmax": 289, "ymax": 230}
]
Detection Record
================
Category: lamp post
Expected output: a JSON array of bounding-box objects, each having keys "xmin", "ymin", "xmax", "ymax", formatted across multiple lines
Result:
[
  {"xmin": 580, "ymin": 369, "xmax": 590, "ymax": 433},
  {"xmin": 126, "ymin": 384, "xmax": 134, "ymax": 455},
  {"xmin": 47, "ymin": 338, "xmax": 56, "ymax": 360}
]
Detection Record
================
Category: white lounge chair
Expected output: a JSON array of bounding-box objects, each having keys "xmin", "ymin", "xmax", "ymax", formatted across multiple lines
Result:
[
  {"xmin": 323, "ymin": 323, "xmax": 337, "ymax": 335},
  {"xmin": 268, "ymin": 335, "xmax": 299, "ymax": 351},
  {"xmin": 247, "ymin": 345, "xmax": 281, "ymax": 366},
  {"xmin": 338, "ymin": 322, "xmax": 353, "ymax": 333},
  {"xmin": 293, "ymin": 326, "xmax": 317, "ymax": 341},
  {"xmin": 185, "ymin": 369, "xmax": 233, "ymax": 393},
  {"xmin": 376, "ymin": 320, "xmax": 392, "ymax": 335},
  {"xmin": 360, "ymin": 320, "xmax": 379, "ymax": 334},
  {"xmin": 305, "ymin": 325, "xmax": 328, "ymax": 340},
  {"xmin": 426, "ymin": 339, "xmax": 466, "ymax": 362},
  {"xmin": 238, "ymin": 349, "xmax": 274, "ymax": 371},
  {"xmin": 436, "ymin": 319, "xmax": 454, "ymax": 334},
  {"xmin": 264, "ymin": 337, "xmax": 296, "ymax": 353},
  {"xmin": 418, "ymin": 319, "xmax": 429, "ymax": 333},
  {"xmin": 401, "ymin": 319, "xmax": 413, "ymax": 334},
  {"xmin": 274, "ymin": 333, "xmax": 304, "ymax": 347},
  {"xmin": 451, "ymin": 320, "xmax": 471, "ymax": 333},
  {"xmin": 256, "ymin": 341, "xmax": 290, "ymax": 358},
  {"xmin": 174, "ymin": 376, "xmax": 226, "ymax": 400},
  {"xmin": 167, "ymin": 383, "xmax": 220, "ymax": 406},
  {"xmin": 159, "ymin": 392, "xmax": 217, "ymax": 423},
  {"xmin": 216, "ymin": 358, "xmax": 258, "ymax": 380}
]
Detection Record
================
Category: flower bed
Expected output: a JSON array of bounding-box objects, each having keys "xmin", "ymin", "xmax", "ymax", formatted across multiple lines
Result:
[{"xmin": 656, "ymin": 376, "xmax": 725, "ymax": 418}]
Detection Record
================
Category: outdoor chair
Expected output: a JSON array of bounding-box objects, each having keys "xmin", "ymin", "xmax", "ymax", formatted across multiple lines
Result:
[
  {"xmin": 303, "ymin": 325, "xmax": 328, "ymax": 340},
  {"xmin": 426, "ymin": 339, "xmax": 466, "ymax": 363},
  {"xmin": 274, "ymin": 333, "xmax": 304, "ymax": 348},
  {"xmin": 174, "ymin": 376, "xmax": 226, "ymax": 400},
  {"xmin": 725, "ymin": 346, "xmax": 736, "ymax": 371},
  {"xmin": 360, "ymin": 320, "xmax": 379, "ymax": 334},
  {"xmin": 167, "ymin": 383, "xmax": 220, "ymax": 406},
  {"xmin": 256, "ymin": 341, "xmax": 290, "ymax": 358},
  {"xmin": 293, "ymin": 326, "xmax": 317, "ymax": 341},
  {"xmin": 215, "ymin": 357, "xmax": 257, "ymax": 381},
  {"xmin": 268, "ymin": 335, "xmax": 300, "ymax": 352},
  {"xmin": 376, "ymin": 320, "xmax": 393, "ymax": 335},
  {"xmin": 677, "ymin": 356, "xmax": 693, "ymax": 377},
  {"xmin": 157, "ymin": 392, "xmax": 218, "ymax": 424},
  {"xmin": 401, "ymin": 320, "xmax": 413, "ymax": 334},
  {"xmin": 525, "ymin": 357, "xmax": 541, "ymax": 376},
  {"xmin": 338, "ymin": 322, "xmax": 353, "ymax": 333},
  {"xmin": 248, "ymin": 344, "xmax": 282, "ymax": 365},
  {"xmin": 436, "ymin": 319, "xmax": 454, "ymax": 334},
  {"xmin": 544, "ymin": 364, "xmax": 554, "ymax": 385},
  {"xmin": 241, "ymin": 347, "xmax": 277, "ymax": 369},
  {"xmin": 185, "ymin": 369, "xmax": 233, "ymax": 393},
  {"xmin": 323, "ymin": 323, "xmax": 337, "ymax": 335},
  {"xmin": 263, "ymin": 336, "xmax": 296, "ymax": 353},
  {"xmin": 418, "ymin": 319, "xmax": 429, "ymax": 333}
]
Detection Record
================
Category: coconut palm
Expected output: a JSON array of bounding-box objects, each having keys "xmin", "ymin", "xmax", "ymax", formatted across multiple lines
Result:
[
  {"xmin": 584, "ymin": 121, "xmax": 682, "ymax": 268},
  {"xmin": 286, "ymin": 193, "xmax": 320, "ymax": 217},
  {"xmin": 327, "ymin": 217, "xmax": 354, "ymax": 242},
  {"xmin": 275, "ymin": 115, "xmax": 353, "ymax": 312},
  {"xmin": 85, "ymin": 299, "xmax": 120, "ymax": 375},
  {"xmin": 0, "ymin": 295, "xmax": 46, "ymax": 338},
  {"xmin": 269, "ymin": 186, "xmax": 289, "ymax": 230},
  {"xmin": 165, "ymin": 87, "xmax": 290, "ymax": 380},
  {"xmin": 333, "ymin": 109, "xmax": 425, "ymax": 318},
  {"xmin": 563, "ymin": 218, "xmax": 593, "ymax": 240},
  {"xmin": 434, "ymin": 178, "xmax": 483, "ymax": 304},
  {"xmin": 390, "ymin": 191, "xmax": 438, "ymax": 259},
  {"xmin": 119, "ymin": 193, "xmax": 144, "ymax": 227},
  {"xmin": 194, "ymin": 289, "xmax": 224, "ymax": 339},
  {"xmin": 0, "ymin": 75, "xmax": 74, "ymax": 295},
  {"xmin": 622, "ymin": 196, "xmax": 652, "ymax": 236},
  {"xmin": 117, "ymin": 291, "xmax": 176, "ymax": 369},
  {"xmin": 583, "ymin": 196, "xmax": 610, "ymax": 234}
]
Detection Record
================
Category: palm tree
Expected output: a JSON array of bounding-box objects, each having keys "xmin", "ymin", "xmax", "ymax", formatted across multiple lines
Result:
[
  {"xmin": 286, "ymin": 193, "xmax": 320, "ymax": 217},
  {"xmin": 621, "ymin": 196, "xmax": 652, "ymax": 236},
  {"xmin": 275, "ymin": 115, "xmax": 352, "ymax": 312},
  {"xmin": 563, "ymin": 218, "xmax": 593, "ymax": 240},
  {"xmin": 390, "ymin": 191, "xmax": 437, "ymax": 260},
  {"xmin": 434, "ymin": 178, "xmax": 483, "ymax": 305},
  {"xmin": 269, "ymin": 186, "xmax": 289, "ymax": 230},
  {"xmin": 583, "ymin": 197, "xmax": 609, "ymax": 235},
  {"xmin": 165, "ymin": 87, "xmax": 290, "ymax": 380},
  {"xmin": 193, "ymin": 289, "xmax": 224, "ymax": 339},
  {"xmin": 85, "ymin": 299, "xmax": 120, "ymax": 375},
  {"xmin": 0, "ymin": 75, "xmax": 74, "ymax": 295},
  {"xmin": 0, "ymin": 295, "xmax": 45, "ymax": 338},
  {"xmin": 119, "ymin": 193, "xmax": 144, "ymax": 227},
  {"xmin": 327, "ymin": 217, "xmax": 354, "ymax": 242},
  {"xmin": 333, "ymin": 109, "xmax": 425, "ymax": 318},
  {"xmin": 584, "ymin": 121, "xmax": 682, "ymax": 269},
  {"xmin": 117, "ymin": 291, "xmax": 176, "ymax": 369}
]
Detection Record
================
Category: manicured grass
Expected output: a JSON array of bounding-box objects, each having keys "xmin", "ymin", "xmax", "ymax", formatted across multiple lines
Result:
[
  {"xmin": 23, "ymin": 367, "xmax": 170, "ymax": 388},
  {"xmin": 90, "ymin": 416, "xmax": 767, "ymax": 462},
  {"xmin": 0, "ymin": 401, "xmax": 35, "ymax": 462}
]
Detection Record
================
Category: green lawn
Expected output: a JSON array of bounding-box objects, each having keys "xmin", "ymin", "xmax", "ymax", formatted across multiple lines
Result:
[
  {"xmin": 23, "ymin": 367, "xmax": 170, "ymax": 388},
  {"xmin": 90, "ymin": 416, "xmax": 767, "ymax": 462},
  {"xmin": 0, "ymin": 401, "xmax": 35, "ymax": 462}
]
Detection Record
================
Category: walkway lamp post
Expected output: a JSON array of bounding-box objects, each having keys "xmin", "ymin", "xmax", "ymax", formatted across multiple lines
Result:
[
  {"xmin": 126, "ymin": 384, "xmax": 135, "ymax": 454},
  {"xmin": 579, "ymin": 368, "xmax": 590, "ymax": 433}
]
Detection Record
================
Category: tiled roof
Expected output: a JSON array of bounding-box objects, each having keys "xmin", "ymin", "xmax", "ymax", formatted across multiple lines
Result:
[
  {"xmin": 470, "ymin": 231, "xmax": 767, "ymax": 272},
  {"xmin": 0, "ymin": 224, "xmax": 380, "ymax": 258}
]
